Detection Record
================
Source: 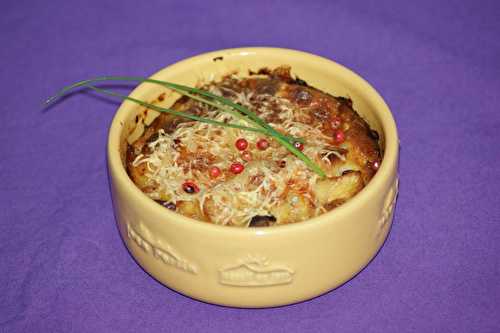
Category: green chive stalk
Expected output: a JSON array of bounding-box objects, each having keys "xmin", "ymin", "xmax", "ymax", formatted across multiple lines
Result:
[{"xmin": 46, "ymin": 77, "xmax": 326, "ymax": 177}]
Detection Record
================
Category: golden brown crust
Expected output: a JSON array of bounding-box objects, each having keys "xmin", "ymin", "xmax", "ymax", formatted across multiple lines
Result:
[{"xmin": 125, "ymin": 66, "xmax": 381, "ymax": 226}]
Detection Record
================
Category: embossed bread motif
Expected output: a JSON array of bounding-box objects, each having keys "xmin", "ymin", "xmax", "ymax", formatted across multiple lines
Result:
[
  {"xmin": 127, "ymin": 222, "xmax": 197, "ymax": 274},
  {"xmin": 219, "ymin": 255, "xmax": 294, "ymax": 287},
  {"xmin": 377, "ymin": 178, "xmax": 399, "ymax": 238}
]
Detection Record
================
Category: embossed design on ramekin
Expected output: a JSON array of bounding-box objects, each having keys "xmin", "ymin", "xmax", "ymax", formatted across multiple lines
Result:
[
  {"xmin": 377, "ymin": 178, "xmax": 399, "ymax": 238},
  {"xmin": 219, "ymin": 255, "xmax": 294, "ymax": 287},
  {"xmin": 127, "ymin": 222, "xmax": 197, "ymax": 274}
]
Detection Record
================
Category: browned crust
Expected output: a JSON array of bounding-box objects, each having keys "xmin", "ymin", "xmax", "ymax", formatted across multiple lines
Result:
[{"xmin": 125, "ymin": 66, "xmax": 381, "ymax": 225}]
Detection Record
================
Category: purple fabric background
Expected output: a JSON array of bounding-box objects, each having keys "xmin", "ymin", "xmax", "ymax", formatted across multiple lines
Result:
[{"xmin": 1, "ymin": 0, "xmax": 499, "ymax": 332}]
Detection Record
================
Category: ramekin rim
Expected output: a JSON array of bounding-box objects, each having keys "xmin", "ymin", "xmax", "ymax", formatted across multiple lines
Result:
[{"xmin": 107, "ymin": 47, "xmax": 399, "ymax": 236}]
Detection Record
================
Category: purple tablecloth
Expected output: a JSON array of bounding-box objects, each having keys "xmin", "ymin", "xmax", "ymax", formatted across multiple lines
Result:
[{"xmin": 2, "ymin": 0, "xmax": 499, "ymax": 332}]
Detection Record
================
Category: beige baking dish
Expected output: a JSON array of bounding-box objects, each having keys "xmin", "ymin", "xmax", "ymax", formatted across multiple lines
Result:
[{"xmin": 107, "ymin": 47, "xmax": 399, "ymax": 308}]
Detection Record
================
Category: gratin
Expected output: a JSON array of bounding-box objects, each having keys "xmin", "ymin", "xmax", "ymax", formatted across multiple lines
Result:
[{"xmin": 126, "ymin": 66, "xmax": 381, "ymax": 227}]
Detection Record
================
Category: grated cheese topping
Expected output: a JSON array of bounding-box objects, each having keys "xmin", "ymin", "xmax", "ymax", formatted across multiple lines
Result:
[{"xmin": 127, "ymin": 69, "xmax": 380, "ymax": 227}]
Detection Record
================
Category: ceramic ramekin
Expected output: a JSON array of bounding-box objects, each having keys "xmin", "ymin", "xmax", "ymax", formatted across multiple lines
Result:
[{"xmin": 107, "ymin": 47, "xmax": 399, "ymax": 308}]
